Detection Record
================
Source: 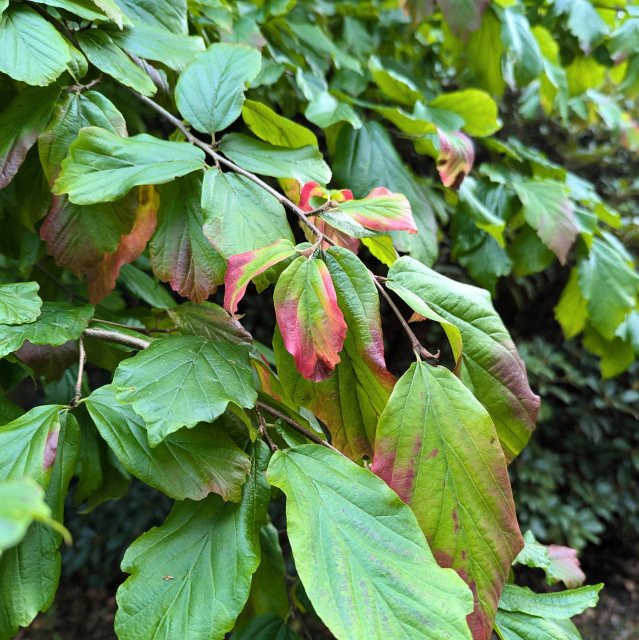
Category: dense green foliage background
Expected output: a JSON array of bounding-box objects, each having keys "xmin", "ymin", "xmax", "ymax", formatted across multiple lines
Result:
[{"xmin": 0, "ymin": 0, "xmax": 638, "ymax": 638}]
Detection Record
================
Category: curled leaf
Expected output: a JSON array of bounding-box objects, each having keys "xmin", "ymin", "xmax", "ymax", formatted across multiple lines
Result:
[
  {"xmin": 437, "ymin": 130, "xmax": 474, "ymax": 189},
  {"xmin": 224, "ymin": 240, "xmax": 297, "ymax": 315},
  {"xmin": 273, "ymin": 256, "xmax": 347, "ymax": 381}
]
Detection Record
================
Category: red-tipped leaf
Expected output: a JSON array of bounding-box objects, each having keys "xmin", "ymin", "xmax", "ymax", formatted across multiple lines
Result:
[{"xmin": 437, "ymin": 130, "xmax": 474, "ymax": 189}]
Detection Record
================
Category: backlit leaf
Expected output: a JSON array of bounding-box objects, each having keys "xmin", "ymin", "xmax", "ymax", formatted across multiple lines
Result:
[
  {"xmin": 150, "ymin": 174, "xmax": 225, "ymax": 303},
  {"xmin": 266, "ymin": 445, "xmax": 474, "ymax": 640},
  {"xmin": 112, "ymin": 335, "xmax": 257, "ymax": 446},
  {"xmin": 387, "ymin": 257, "xmax": 540, "ymax": 460},
  {"xmin": 554, "ymin": 268, "xmax": 587, "ymax": 339},
  {"xmin": 0, "ymin": 6, "xmax": 71, "ymax": 85},
  {"xmin": 437, "ymin": 130, "xmax": 475, "ymax": 190},
  {"xmin": 54, "ymin": 127, "xmax": 205, "ymax": 205},
  {"xmin": 86, "ymin": 385, "xmax": 251, "ymax": 501},
  {"xmin": 0, "ymin": 282, "xmax": 42, "ymax": 325},
  {"xmin": 430, "ymin": 89, "xmax": 500, "ymax": 137},
  {"xmin": 115, "ymin": 443, "xmax": 270, "ymax": 640},
  {"xmin": 273, "ymin": 256, "xmax": 347, "ymax": 381},
  {"xmin": 373, "ymin": 362, "xmax": 523, "ymax": 640},
  {"xmin": 175, "ymin": 43, "xmax": 261, "ymax": 134},
  {"xmin": 224, "ymin": 240, "xmax": 297, "ymax": 315},
  {"xmin": 242, "ymin": 100, "xmax": 318, "ymax": 148}
]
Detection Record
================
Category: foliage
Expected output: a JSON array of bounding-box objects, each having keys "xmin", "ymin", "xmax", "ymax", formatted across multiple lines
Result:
[
  {"xmin": 1, "ymin": 0, "xmax": 635, "ymax": 637},
  {"xmin": 513, "ymin": 338, "xmax": 639, "ymax": 551}
]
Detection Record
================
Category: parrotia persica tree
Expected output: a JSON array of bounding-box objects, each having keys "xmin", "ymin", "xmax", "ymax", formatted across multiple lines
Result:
[{"xmin": 2, "ymin": 0, "xmax": 637, "ymax": 637}]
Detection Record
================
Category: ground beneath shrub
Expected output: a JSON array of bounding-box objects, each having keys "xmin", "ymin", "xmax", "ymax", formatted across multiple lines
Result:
[{"xmin": 15, "ymin": 540, "xmax": 639, "ymax": 639}]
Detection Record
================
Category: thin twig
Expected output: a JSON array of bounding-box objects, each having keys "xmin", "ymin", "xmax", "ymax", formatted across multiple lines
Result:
[
  {"xmin": 72, "ymin": 337, "xmax": 86, "ymax": 406},
  {"xmin": 373, "ymin": 277, "xmax": 439, "ymax": 361},
  {"xmin": 256, "ymin": 401, "xmax": 346, "ymax": 456},
  {"xmin": 255, "ymin": 407, "xmax": 278, "ymax": 452},
  {"xmin": 67, "ymin": 77, "xmax": 101, "ymax": 93},
  {"xmin": 90, "ymin": 318, "xmax": 153, "ymax": 334},
  {"xmin": 132, "ymin": 91, "xmax": 328, "ymax": 241},
  {"xmin": 83, "ymin": 327, "xmax": 151, "ymax": 350}
]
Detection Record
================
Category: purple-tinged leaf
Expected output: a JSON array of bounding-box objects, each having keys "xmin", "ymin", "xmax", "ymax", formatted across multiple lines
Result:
[
  {"xmin": 274, "ymin": 256, "xmax": 347, "ymax": 381},
  {"xmin": 373, "ymin": 362, "xmax": 523, "ymax": 640},
  {"xmin": 224, "ymin": 240, "xmax": 297, "ymax": 315},
  {"xmin": 437, "ymin": 130, "xmax": 474, "ymax": 189},
  {"xmin": 437, "ymin": 0, "xmax": 489, "ymax": 36}
]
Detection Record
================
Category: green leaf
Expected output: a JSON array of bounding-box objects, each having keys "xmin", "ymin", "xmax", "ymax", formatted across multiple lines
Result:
[
  {"xmin": 118, "ymin": 263, "xmax": 177, "ymax": 310},
  {"xmin": 0, "ymin": 282, "xmax": 42, "ymax": 325},
  {"xmin": 361, "ymin": 235, "xmax": 398, "ymax": 266},
  {"xmin": 91, "ymin": 0, "xmax": 130, "ymax": 28},
  {"xmin": 76, "ymin": 29, "xmax": 156, "ymax": 97},
  {"xmin": 373, "ymin": 362, "xmax": 523, "ymax": 640},
  {"xmin": 514, "ymin": 531, "xmax": 586, "ymax": 589},
  {"xmin": 112, "ymin": 335, "xmax": 257, "ymax": 446},
  {"xmin": 220, "ymin": 133, "xmax": 331, "ymax": 184},
  {"xmin": 512, "ymin": 179, "xmax": 577, "ymax": 264},
  {"xmin": 438, "ymin": 0, "xmax": 488, "ymax": 35},
  {"xmin": 114, "ymin": 0, "xmax": 186, "ymax": 33},
  {"xmin": 554, "ymin": 268, "xmax": 587, "ymax": 339},
  {"xmin": 242, "ymin": 100, "xmax": 318, "ymax": 148},
  {"xmin": 369, "ymin": 57, "xmax": 423, "ymax": 106},
  {"xmin": 224, "ymin": 240, "xmax": 298, "ymax": 315},
  {"xmin": 201, "ymin": 169, "xmax": 293, "ymax": 257},
  {"xmin": 429, "ymin": 89, "xmax": 500, "ymax": 137},
  {"xmin": 583, "ymin": 326, "xmax": 634, "ymax": 378},
  {"xmin": 0, "ymin": 412, "xmax": 80, "ymax": 640},
  {"xmin": 115, "ymin": 443, "xmax": 271, "ymax": 640},
  {"xmin": 334, "ymin": 188, "xmax": 417, "ymax": 233},
  {"xmin": 175, "ymin": 43, "xmax": 261, "ymax": 134},
  {"xmin": 0, "ymin": 478, "xmax": 67, "ymax": 552},
  {"xmin": 0, "ymin": 5, "xmax": 71, "ymax": 86},
  {"xmin": 54, "ymin": 127, "xmax": 205, "ymax": 205},
  {"xmin": 495, "ymin": 610, "xmax": 583, "ymax": 640},
  {"xmin": 168, "ymin": 301, "xmax": 253, "ymax": 345},
  {"xmin": 111, "ymin": 23, "xmax": 205, "ymax": 71},
  {"xmin": 332, "ymin": 121, "xmax": 438, "ymax": 265},
  {"xmin": 266, "ymin": 445, "xmax": 474, "ymax": 640},
  {"xmin": 578, "ymin": 234, "xmax": 639, "ymax": 340},
  {"xmin": 304, "ymin": 91, "xmax": 363, "ymax": 129},
  {"xmin": 86, "ymin": 384, "xmax": 251, "ymax": 501},
  {"xmin": 28, "ymin": 0, "xmax": 111, "ymax": 22},
  {"xmin": 554, "ymin": 0, "xmax": 608, "ymax": 52},
  {"xmin": 0, "ymin": 85, "xmax": 61, "ymax": 189},
  {"xmin": 0, "ymin": 302, "xmax": 94, "ymax": 359},
  {"xmin": 38, "ymin": 90, "xmax": 127, "ymax": 184},
  {"xmin": 387, "ymin": 257, "xmax": 540, "ymax": 460},
  {"xmin": 498, "ymin": 584, "xmax": 602, "ymax": 620},
  {"xmin": 234, "ymin": 614, "xmax": 301, "ymax": 640},
  {"xmin": 150, "ymin": 174, "xmax": 225, "ymax": 303},
  {"xmin": 499, "ymin": 7, "xmax": 544, "ymax": 85},
  {"xmin": 274, "ymin": 247, "xmax": 395, "ymax": 459}
]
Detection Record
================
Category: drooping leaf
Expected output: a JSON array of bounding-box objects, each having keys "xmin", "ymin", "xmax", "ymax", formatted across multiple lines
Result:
[
  {"xmin": 304, "ymin": 91, "xmax": 363, "ymax": 129},
  {"xmin": 91, "ymin": 0, "xmax": 129, "ymax": 27},
  {"xmin": 115, "ymin": 443, "xmax": 271, "ymax": 640},
  {"xmin": 437, "ymin": 130, "xmax": 475, "ymax": 189},
  {"xmin": 0, "ymin": 413, "xmax": 80, "ymax": 640},
  {"xmin": 201, "ymin": 169, "xmax": 293, "ymax": 257},
  {"xmin": 498, "ymin": 584, "xmax": 602, "ymax": 620},
  {"xmin": 554, "ymin": 0, "xmax": 608, "ymax": 53},
  {"xmin": 387, "ymin": 257, "xmax": 539, "ymax": 460},
  {"xmin": 0, "ymin": 302, "xmax": 94, "ymax": 359},
  {"xmin": 118, "ymin": 263, "xmax": 176, "ymax": 310},
  {"xmin": 149, "ymin": 174, "xmax": 225, "ymax": 303},
  {"xmin": 373, "ymin": 362, "xmax": 523, "ymax": 640},
  {"xmin": 577, "ymin": 234, "xmax": 639, "ymax": 340},
  {"xmin": 175, "ymin": 43, "xmax": 262, "ymax": 134},
  {"xmin": 266, "ymin": 445, "xmax": 474, "ymax": 640},
  {"xmin": 76, "ymin": 28, "xmax": 156, "ymax": 96},
  {"xmin": 0, "ymin": 478, "xmax": 68, "ymax": 553},
  {"xmin": 220, "ymin": 133, "xmax": 331, "ymax": 184},
  {"xmin": 54, "ymin": 127, "xmax": 205, "ymax": 205},
  {"xmin": 273, "ymin": 256, "xmax": 347, "ymax": 381},
  {"xmin": 86, "ymin": 385, "xmax": 251, "ymax": 502},
  {"xmin": 112, "ymin": 335, "xmax": 257, "ymax": 446},
  {"xmin": 0, "ymin": 5, "xmax": 71, "ymax": 85},
  {"xmin": 438, "ymin": 0, "xmax": 489, "ymax": 36},
  {"xmin": 332, "ymin": 121, "xmax": 438, "ymax": 265},
  {"xmin": 0, "ymin": 282, "xmax": 42, "ymax": 325},
  {"xmin": 369, "ymin": 56, "xmax": 423, "ymax": 106},
  {"xmin": 224, "ymin": 240, "xmax": 298, "ymax": 315},
  {"xmin": 512, "ymin": 179, "xmax": 577, "ymax": 264},
  {"xmin": 554, "ymin": 268, "xmax": 587, "ymax": 339},
  {"xmin": 0, "ymin": 85, "xmax": 61, "ymax": 189},
  {"xmin": 430, "ymin": 89, "xmax": 500, "ymax": 136},
  {"xmin": 27, "ymin": 0, "xmax": 111, "ymax": 22},
  {"xmin": 500, "ymin": 7, "xmax": 544, "ymax": 85},
  {"xmin": 242, "ymin": 100, "xmax": 318, "ymax": 148},
  {"xmin": 38, "ymin": 90, "xmax": 127, "ymax": 184},
  {"xmin": 168, "ymin": 302, "xmax": 252, "ymax": 345},
  {"xmin": 111, "ymin": 23, "xmax": 205, "ymax": 71},
  {"xmin": 274, "ymin": 247, "xmax": 395, "ymax": 459}
]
